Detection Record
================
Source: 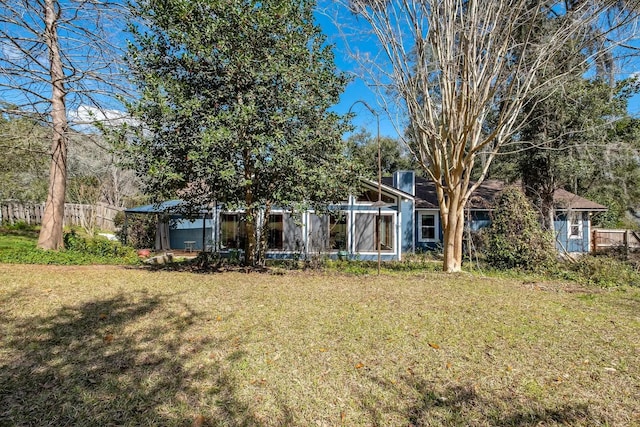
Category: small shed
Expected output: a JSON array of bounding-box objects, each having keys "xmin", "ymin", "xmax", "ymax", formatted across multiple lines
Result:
[{"xmin": 124, "ymin": 201, "xmax": 215, "ymax": 252}]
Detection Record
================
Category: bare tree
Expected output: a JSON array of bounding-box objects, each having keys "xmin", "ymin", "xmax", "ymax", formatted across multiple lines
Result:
[
  {"xmin": 0, "ymin": 0, "xmax": 130, "ymax": 249},
  {"xmin": 333, "ymin": 0, "xmax": 639, "ymax": 272}
]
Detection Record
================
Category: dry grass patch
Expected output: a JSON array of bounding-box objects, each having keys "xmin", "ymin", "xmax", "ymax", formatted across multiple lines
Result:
[{"xmin": 1, "ymin": 264, "xmax": 639, "ymax": 426}]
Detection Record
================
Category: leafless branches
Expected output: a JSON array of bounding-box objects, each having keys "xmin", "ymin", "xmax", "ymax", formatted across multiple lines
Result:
[
  {"xmin": 0, "ymin": 0, "xmax": 131, "ymax": 126},
  {"xmin": 328, "ymin": 0, "xmax": 640, "ymax": 271}
]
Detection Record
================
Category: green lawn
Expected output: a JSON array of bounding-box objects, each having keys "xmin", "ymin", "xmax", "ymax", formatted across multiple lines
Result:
[
  {"xmin": 1, "ymin": 264, "xmax": 638, "ymax": 426},
  {"xmin": 0, "ymin": 227, "xmax": 139, "ymax": 265}
]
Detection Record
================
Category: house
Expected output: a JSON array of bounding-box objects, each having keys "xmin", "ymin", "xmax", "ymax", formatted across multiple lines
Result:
[{"xmin": 124, "ymin": 171, "xmax": 606, "ymax": 259}]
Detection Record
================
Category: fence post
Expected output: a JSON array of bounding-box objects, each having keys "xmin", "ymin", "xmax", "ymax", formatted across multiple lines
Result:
[{"xmin": 625, "ymin": 230, "xmax": 630, "ymax": 255}]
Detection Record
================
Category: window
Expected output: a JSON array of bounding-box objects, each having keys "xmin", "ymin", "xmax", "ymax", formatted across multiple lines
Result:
[
  {"xmin": 568, "ymin": 212, "xmax": 583, "ymax": 239},
  {"xmin": 308, "ymin": 214, "xmax": 328, "ymax": 252},
  {"xmin": 354, "ymin": 213, "xmax": 394, "ymax": 252},
  {"xmin": 221, "ymin": 213, "xmax": 246, "ymax": 249},
  {"xmin": 267, "ymin": 214, "xmax": 284, "ymax": 250},
  {"xmin": 307, "ymin": 213, "xmax": 346, "ymax": 252},
  {"xmin": 377, "ymin": 215, "xmax": 394, "ymax": 250},
  {"xmin": 330, "ymin": 215, "xmax": 347, "ymax": 250},
  {"xmin": 356, "ymin": 189, "xmax": 395, "ymax": 204},
  {"xmin": 419, "ymin": 214, "xmax": 437, "ymax": 242}
]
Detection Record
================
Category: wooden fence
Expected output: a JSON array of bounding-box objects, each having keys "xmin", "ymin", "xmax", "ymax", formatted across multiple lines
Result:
[
  {"xmin": 0, "ymin": 202, "xmax": 123, "ymax": 231},
  {"xmin": 592, "ymin": 228, "xmax": 640, "ymax": 253}
]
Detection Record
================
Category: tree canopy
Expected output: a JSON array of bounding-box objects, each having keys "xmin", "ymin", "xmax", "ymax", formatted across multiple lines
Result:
[
  {"xmin": 124, "ymin": 0, "xmax": 359, "ymax": 265},
  {"xmin": 346, "ymin": 129, "xmax": 417, "ymax": 179}
]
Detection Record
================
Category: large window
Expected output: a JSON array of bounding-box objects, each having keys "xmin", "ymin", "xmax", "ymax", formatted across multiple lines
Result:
[
  {"xmin": 308, "ymin": 214, "xmax": 328, "ymax": 252},
  {"xmin": 330, "ymin": 215, "xmax": 347, "ymax": 250},
  {"xmin": 221, "ymin": 213, "xmax": 246, "ymax": 249},
  {"xmin": 356, "ymin": 189, "xmax": 395, "ymax": 204},
  {"xmin": 307, "ymin": 213, "xmax": 346, "ymax": 252},
  {"xmin": 354, "ymin": 213, "xmax": 394, "ymax": 252},
  {"xmin": 419, "ymin": 213, "xmax": 438, "ymax": 242},
  {"xmin": 568, "ymin": 212, "xmax": 583, "ymax": 239},
  {"xmin": 267, "ymin": 214, "xmax": 284, "ymax": 249}
]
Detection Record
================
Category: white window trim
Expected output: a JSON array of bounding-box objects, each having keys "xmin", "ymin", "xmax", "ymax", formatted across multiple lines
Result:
[
  {"xmin": 568, "ymin": 212, "xmax": 583, "ymax": 240},
  {"xmin": 418, "ymin": 211, "xmax": 439, "ymax": 243}
]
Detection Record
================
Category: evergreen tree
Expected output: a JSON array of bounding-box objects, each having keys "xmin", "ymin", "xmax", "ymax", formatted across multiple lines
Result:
[
  {"xmin": 125, "ymin": 0, "xmax": 358, "ymax": 265},
  {"xmin": 346, "ymin": 129, "xmax": 417, "ymax": 178}
]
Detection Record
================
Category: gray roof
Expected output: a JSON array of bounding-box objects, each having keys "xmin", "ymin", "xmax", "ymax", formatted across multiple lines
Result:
[{"xmin": 383, "ymin": 176, "xmax": 607, "ymax": 211}]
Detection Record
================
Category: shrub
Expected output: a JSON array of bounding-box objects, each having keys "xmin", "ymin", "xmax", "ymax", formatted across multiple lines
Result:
[
  {"xmin": 64, "ymin": 229, "xmax": 138, "ymax": 259},
  {"xmin": 484, "ymin": 186, "xmax": 557, "ymax": 271},
  {"xmin": 114, "ymin": 212, "xmax": 156, "ymax": 249},
  {"xmin": 5, "ymin": 221, "xmax": 31, "ymax": 230},
  {"xmin": 568, "ymin": 255, "xmax": 640, "ymax": 288},
  {"xmin": 0, "ymin": 228, "xmax": 139, "ymax": 265}
]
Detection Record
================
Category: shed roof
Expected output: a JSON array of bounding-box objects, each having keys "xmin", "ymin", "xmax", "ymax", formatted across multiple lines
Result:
[
  {"xmin": 125, "ymin": 200, "xmax": 212, "ymax": 215},
  {"xmin": 125, "ymin": 200, "xmax": 181, "ymax": 214}
]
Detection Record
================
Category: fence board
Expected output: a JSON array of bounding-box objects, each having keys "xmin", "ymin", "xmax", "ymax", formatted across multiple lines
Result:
[
  {"xmin": 592, "ymin": 228, "xmax": 640, "ymax": 252},
  {"xmin": 1, "ymin": 201, "xmax": 123, "ymax": 231}
]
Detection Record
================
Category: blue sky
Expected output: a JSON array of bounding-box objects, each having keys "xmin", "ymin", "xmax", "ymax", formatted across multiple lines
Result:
[
  {"xmin": 2, "ymin": 1, "xmax": 637, "ymax": 140},
  {"xmin": 314, "ymin": 11, "xmax": 402, "ymax": 139},
  {"xmin": 317, "ymin": 6, "xmax": 640, "ymax": 141}
]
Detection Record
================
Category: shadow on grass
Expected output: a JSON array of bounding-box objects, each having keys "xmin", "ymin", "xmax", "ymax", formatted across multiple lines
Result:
[
  {"xmin": 0, "ymin": 291, "xmax": 264, "ymax": 426},
  {"xmin": 360, "ymin": 373, "xmax": 602, "ymax": 427}
]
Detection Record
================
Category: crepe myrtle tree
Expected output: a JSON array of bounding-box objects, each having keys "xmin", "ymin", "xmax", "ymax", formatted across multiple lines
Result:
[
  {"xmin": 124, "ymin": 0, "xmax": 360, "ymax": 266},
  {"xmin": 334, "ymin": 0, "xmax": 638, "ymax": 272}
]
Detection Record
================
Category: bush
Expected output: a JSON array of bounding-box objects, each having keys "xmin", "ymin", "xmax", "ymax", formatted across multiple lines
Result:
[
  {"xmin": 484, "ymin": 186, "xmax": 556, "ymax": 271},
  {"xmin": 114, "ymin": 212, "xmax": 156, "ymax": 249},
  {"xmin": 0, "ymin": 228, "xmax": 139, "ymax": 265},
  {"xmin": 4, "ymin": 221, "xmax": 31, "ymax": 230},
  {"xmin": 567, "ymin": 255, "xmax": 640, "ymax": 288},
  {"xmin": 63, "ymin": 228, "xmax": 139, "ymax": 261},
  {"xmin": 64, "ymin": 229, "xmax": 137, "ymax": 258}
]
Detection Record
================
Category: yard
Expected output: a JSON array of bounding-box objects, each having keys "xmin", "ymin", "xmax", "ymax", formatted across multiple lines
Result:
[{"xmin": 0, "ymin": 264, "xmax": 638, "ymax": 426}]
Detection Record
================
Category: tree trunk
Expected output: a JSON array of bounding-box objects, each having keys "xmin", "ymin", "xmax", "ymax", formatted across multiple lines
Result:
[
  {"xmin": 244, "ymin": 207, "xmax": 256, "ymax": 266},
  {"xmin": 38, "ymin": 0, "xmax": 68, "ymax": 250},
  {"xmin": 440, "ymin": 185, "xmax": 466, "ymax": 273},
  {"xmin": 442, "ymin": 206, "xmax": 465, "ymax": 273},
  {"xmin": 242, "ymin": 145, "xmax": 257, "ymax": 266},
  {"xmin": 256, "ymin": 203, "xmax": 272, "ymax": 267}
]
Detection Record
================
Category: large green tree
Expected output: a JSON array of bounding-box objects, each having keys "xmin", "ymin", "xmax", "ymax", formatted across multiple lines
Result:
[
  {"xmin": 346, "ymin": 129, "xmax": 417, "ymax": 178},
  {"xmin": 125, "ymin": 0, "xmax": 358, "ymax": 265},
  {"xmin": 515, "ymin": 78, "xmax": 637, "ymax": 229}
]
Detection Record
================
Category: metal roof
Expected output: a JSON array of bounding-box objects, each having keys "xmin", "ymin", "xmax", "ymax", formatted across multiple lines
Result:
[{"xmin": 125, "ymin": 200, "xmax": 213, "ymax": 215}]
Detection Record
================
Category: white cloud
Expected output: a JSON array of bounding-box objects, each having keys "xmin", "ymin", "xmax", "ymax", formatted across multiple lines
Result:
[{"xmin": 69, "ymin": 105, "xmax": 138, "ymax": 129}]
